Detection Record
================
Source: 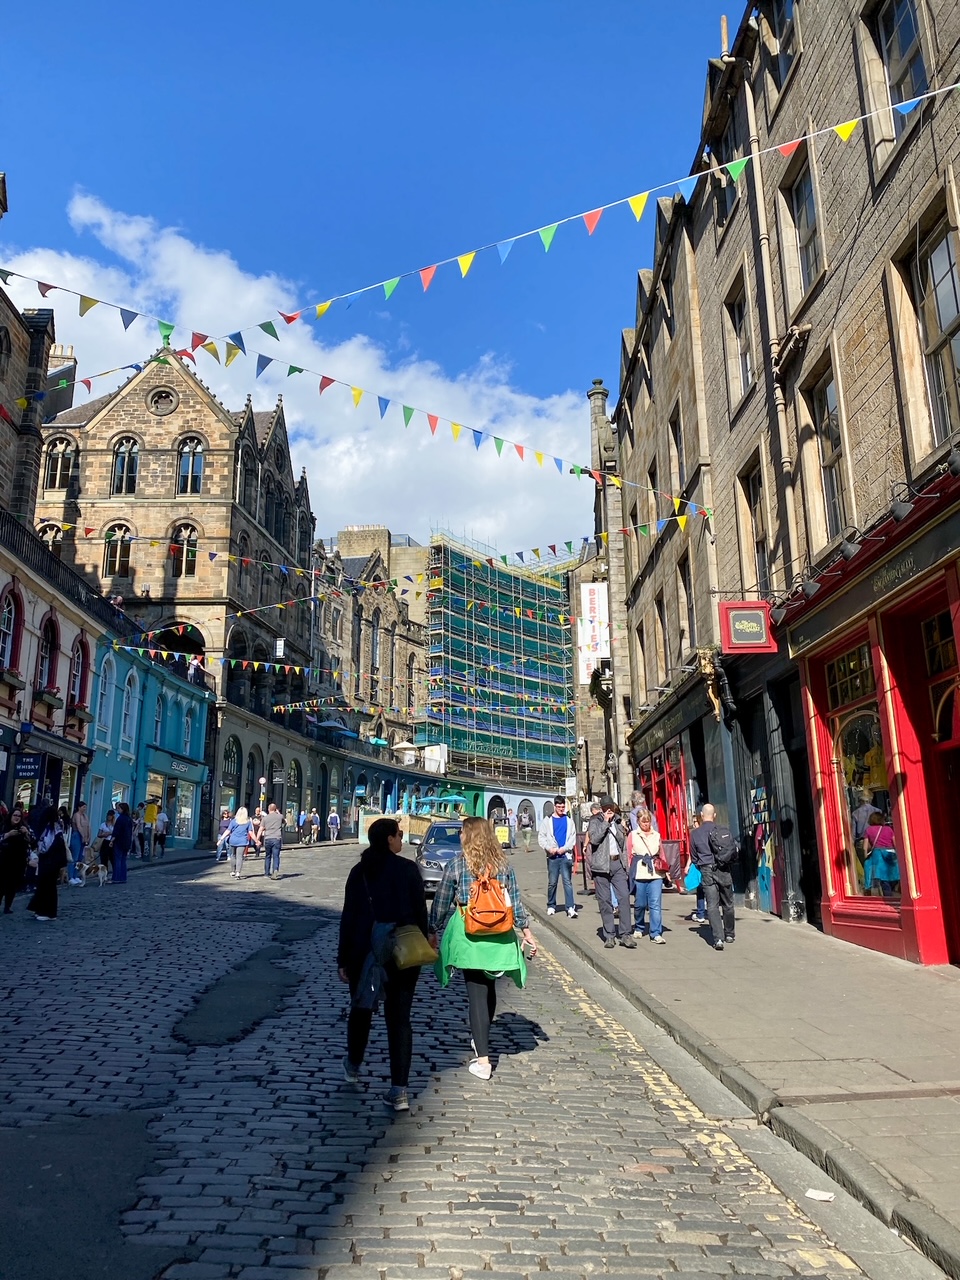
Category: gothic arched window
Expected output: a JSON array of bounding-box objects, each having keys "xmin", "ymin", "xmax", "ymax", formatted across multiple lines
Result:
[
  {"xmin": 171, "ymin": 525, "xmax": 199, "ymax": 578},
  {"xmin": 44, "ymin": 437, "xmax": 74, "ymax": 490},
  {"xmin": 177, "ymin": 437, "xmax": 204, "ymax": 495},
  {"xmin": 112, "ymin": 438, "xmax": 139, "ymax": 495},
  {"xmin": 103, "ymin": 524, "xmax": 132, "ymax": 577}
]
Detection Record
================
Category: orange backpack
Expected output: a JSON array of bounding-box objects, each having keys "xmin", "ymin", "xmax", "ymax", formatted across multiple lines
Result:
[{"xmin": 463, "ymin": 869, "xmax": 515, "ymax": 936}]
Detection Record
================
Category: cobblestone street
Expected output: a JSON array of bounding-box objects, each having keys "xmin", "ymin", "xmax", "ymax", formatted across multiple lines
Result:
[{"xmin": 0, "ymin": 848, "xmax": 944, "ymax": 1280}]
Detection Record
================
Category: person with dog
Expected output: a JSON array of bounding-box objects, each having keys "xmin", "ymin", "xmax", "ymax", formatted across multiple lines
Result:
[
  {"xmin": 0, "ymin": 808, "xmax": 33, "ymax": 913},
  {"xmin": 96, "ymin": 810, "xmax": 116, "ymax": 880},
  {"xmin": 338, "ymin": 817, "xmax": 432, "ymax": 1112},
  {"xmin": 225, "ymin": 806, "xmax": 260, "ymax": 879},
  {"xmin": 430, "ymin": 817, "xmax": 537, "ymax": 1081}
]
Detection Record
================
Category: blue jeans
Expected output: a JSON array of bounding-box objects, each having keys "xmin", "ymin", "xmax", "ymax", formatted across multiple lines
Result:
[
  {"xmin": 633, "ymin": 878, "xmax": 663, "ymax": 938},
  {"xmin": 264, "ymin": 838, "xmax": 281, "ymax": 875},
  {"xmin": 546, "ymin": 855, "xmax": 574, "ymax": 910}
]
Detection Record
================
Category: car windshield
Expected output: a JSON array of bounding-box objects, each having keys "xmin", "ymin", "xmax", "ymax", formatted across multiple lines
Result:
[{"xmin": 425, "ymin": 825, "xmax": 462, "ymax": 847}]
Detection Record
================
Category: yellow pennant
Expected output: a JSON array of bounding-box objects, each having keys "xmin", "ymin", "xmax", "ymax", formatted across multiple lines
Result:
[
  {"xmin": 834, "ymin": 119, "xmax": 859, "ymax": 141},
  {"xmin": 315, "ymin": 301, "xmax": 332, "ymax": 318},
  {"xmin": 451, "ymin": 422, "xmax": 463, "ymax": 441},
  {"xmin": 201, "ymin": 340, "xmax": 220, "ymax": 363},
  {"xmin": 610, "ymin": 475, "xmax": 622, "ymax": 488},
  {"xmin": 534, "ymin": 451, "xmax": 544, "ymax": 467},
  {"xmin": 457, "ymin": 252, "xmax": 476, "ymax": 278},
  {"xmin": 351, "ymin": 387, "xmax": 363, "ymax": 407},
  {"xmin": 628, "ymin": 192, "xmax": 649, "ymax": 221},
  {"xmin": 225, "ymin": 342, "xmax": 242, "ymax": 366},
  {"xmin": 79, "ymin": 295, "xmax": 99, "ymax": 316},
  {"xmin": 600, "ymin": 532, "xmax": 609, "ymax": 545},
  {"xmin": 673, "ymin": 496, "xmax": 688, "ymax": 532}
]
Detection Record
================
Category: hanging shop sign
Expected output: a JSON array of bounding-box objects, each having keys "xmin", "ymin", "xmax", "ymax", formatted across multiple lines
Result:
[{"xmin": 719, "ymin": 602, "xmax": 778, "ymax": 655}]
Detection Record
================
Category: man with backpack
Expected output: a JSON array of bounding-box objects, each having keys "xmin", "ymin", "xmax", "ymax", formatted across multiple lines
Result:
[
  {"xmin": 689, "ymin": 803, "xmax": 738, "ymax": 950},
  {"xmin": 517, "ymin": 807, "xmax": 535, "ymax": 853}
]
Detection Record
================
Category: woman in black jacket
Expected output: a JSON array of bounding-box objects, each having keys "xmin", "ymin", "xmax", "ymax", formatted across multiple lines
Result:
[
  {"xmin": 111, "ymin": 803, "xmax": 134, "ymax": 884},
  {"xmin": 337, "ymin": 817, "xmax": 432, "ymax": 1112},
  {"xmin": 27, "ymin": 810, "xmax": 68, "ymax": 921},
  {"xmin": 0, "ymin": 808, "xmax": 32, "ymax": 913}
]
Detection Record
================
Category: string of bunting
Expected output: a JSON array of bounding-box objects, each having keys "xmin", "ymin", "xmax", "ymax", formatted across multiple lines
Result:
[{"xmin": 3, "ymin": 77, "xmax": 955, "ymax": 345}]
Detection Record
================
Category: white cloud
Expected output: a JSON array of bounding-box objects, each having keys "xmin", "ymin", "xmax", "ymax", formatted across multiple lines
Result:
[{"xmin": 2, "ymin": 193, "xmax": 595, "ymax": 554}]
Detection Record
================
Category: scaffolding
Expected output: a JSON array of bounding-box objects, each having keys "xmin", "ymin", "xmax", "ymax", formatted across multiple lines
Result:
[{"xmin": 422, "ymin": 532, "xmax": 576, "ymax": 786}]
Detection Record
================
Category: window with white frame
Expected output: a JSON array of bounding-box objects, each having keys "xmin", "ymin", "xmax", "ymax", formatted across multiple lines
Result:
[
  {"xmin": 724, "ymin": 274, "xmax": 754, "ymax": 405},
  {"xmin": 743, "ymin": 464, "xmax": 771, "ymax": 596},
  {"xmin": 171, "ymin": 525, "xmax": 199, "ymax": 579},
  {"xmin": 768, "ymin": 0, "xmax": 797, "ymax": 91},
  {"xmin": 112, "ymin": 438, "xmax": 139, "ymax": 495},
  {"xmin": 120, "ymin": 671, "xmax": 138, "ymax": 750},
  {"xmin": 184, "ymin": 709, "xmax": 193, "ymax": 756},
  {"xmin": 177, "ymin": 438, "xmax": 204, "ymax": 495},
  {"xmin": 69, "ymin": 640, "xmax": 88, "ymax": 706},
  {"xmin": 104, "ymin": 525, "xmax": 132, "ymax": 577},
  {"xmin": 912, "ymin": 220, "xmax": 960, "ymax": 446},
  {"xmin": 96, "ymin": 657, "xmax": 115, "ymax": 738},
  {"xmin": 811, "ymin": 368, "xmax": 849, "ymax": 540},
  {"xmin": 678, "ymin": 554, "xmax": 697, "ymax": 648},
  {"xmin": 154, "ymin": 695, "xmax": 164, "ymax": 745},
  {"xmin": 876, "ymin": 0, "xmax": 928, "ymax": 134},
  {"xmin": 790, "ymin": 164, "xmax": 822, "ymax": 295},
  {"xmin": 655, "ymin": 592, "xmax": 669, "ymax": 681},
  {"xmin": 0, "ymin": 593, "xmax": 18, "ymax": 670},
  {"xmin": 44, "ymin": 438, "xmax": 74, "ymax": 490},
  {"xmin": 669, "ymin": 404, "xmax": 686, "ymax": 491}
]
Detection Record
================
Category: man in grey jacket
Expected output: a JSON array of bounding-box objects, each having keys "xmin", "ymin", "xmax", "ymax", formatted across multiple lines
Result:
[{"xmin": 587, "ymin": 797, "xmax": 637, "ymax": 949}]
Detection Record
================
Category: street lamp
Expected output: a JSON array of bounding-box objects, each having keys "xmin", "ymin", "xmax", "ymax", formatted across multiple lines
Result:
[{"xmin": 259, "ymin": 776, "xmax": 267, "ymax": 813}]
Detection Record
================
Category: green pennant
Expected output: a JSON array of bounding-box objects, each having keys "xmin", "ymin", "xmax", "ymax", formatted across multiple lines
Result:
[
  {"xmin": 637, "ymin": 524, "xmax": 649, "ymax": 537},
  {"xmin": 402, "ymin": 405, "xmax": 414, "ymax": 428},
  {"xmin": 259, "ymin": 320, "xmax": 279, "ymax": 340},
  {"xmin": 157, "ymin": 319, "xmax": 175, "ymax": 345},
  {"xmin": 565, "ymin": 540, "xmax": 573, "ymax": 553},
  {"xmin": 572, "ymin": 464, "xmax": 582, "ymax": 478},
  {"xmin": 501, "ymin": 555, "xmax": 509, "ymax": 565},
  {"xmin": 287, "ymin": 365, "xmax": 304, "ymax": 376},
  {"xmin": 383, "ymin": 277, "xmax": 401, "ymax": 300},
  {"xmin": 0, "ymin": 269, "xmax": 11, "ymax": 285},
  {"xmin": 725, "ymin": 157, "xmax": 750, "ymax": 183},
  {"xmin": 58, "ymin": 379, "xmax": 68, "ymax": 388},
  {"xmin": 494, "ymin": 437, "xmax": 504, "ymax": 455},
  {"xmin": 539, "ymin": 223, "xmax": 559, "ymax": 252}
]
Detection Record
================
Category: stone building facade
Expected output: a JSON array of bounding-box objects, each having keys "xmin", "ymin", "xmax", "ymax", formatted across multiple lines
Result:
[{"xmin": 605, "ymin": 0, "xmax": 960, "ymax": 962}]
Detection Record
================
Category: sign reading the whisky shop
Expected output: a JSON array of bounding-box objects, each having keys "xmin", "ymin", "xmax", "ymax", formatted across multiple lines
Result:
[{"xmin": 719, "ymin": 601, "xmax": 778, "ymax": 655}]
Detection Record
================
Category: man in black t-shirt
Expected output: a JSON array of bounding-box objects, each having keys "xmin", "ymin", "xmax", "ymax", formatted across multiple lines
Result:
[{"xmin": 689, "ymin": 803, "xmax": 735, "ymax": 951}]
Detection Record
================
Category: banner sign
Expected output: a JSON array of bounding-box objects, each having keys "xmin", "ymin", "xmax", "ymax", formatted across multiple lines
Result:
[
  {"xmin": 577, "ymin": 583, "xmax": 610, "ymax": 684},
  {"xmin": 719, "ymin": 601, "xmax": 778, "ymax": 655}
]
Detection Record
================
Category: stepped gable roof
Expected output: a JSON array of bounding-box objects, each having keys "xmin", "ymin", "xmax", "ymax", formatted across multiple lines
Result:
[{"xmin": 50, "ymin": 392, "xmax": 114, "ymax": 427}]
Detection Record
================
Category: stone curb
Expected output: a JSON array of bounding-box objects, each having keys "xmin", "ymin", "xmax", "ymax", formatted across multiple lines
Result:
[{"xmin": 528, "ymin": 901, "xmax": 960, "ymax": 1280}]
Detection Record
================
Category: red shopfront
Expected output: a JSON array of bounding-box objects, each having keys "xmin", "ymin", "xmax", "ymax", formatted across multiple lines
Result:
[{"xmin": 788, "ymin": 503, "xmax": 960, "ymax": 965}]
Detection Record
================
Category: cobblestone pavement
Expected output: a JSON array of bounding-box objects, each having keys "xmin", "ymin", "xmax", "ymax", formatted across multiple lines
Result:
[{"xmin": 0, "ymin": 848, "xmax": 940, "ymax": 1279}]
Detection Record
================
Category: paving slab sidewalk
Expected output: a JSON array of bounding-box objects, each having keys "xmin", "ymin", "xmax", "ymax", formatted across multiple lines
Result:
[{"xmin": 511, "ymin": 852, "xmax": 960, "ymax": 1279}]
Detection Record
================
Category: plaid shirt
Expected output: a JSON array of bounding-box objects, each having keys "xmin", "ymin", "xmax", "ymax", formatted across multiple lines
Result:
[{"xmin": 429, "ymin": 853, "xmax": 529, "ymax": 933}]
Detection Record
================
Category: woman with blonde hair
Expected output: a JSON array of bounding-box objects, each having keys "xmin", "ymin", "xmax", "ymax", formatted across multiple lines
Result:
[
  {"xmin": 225, "ymin": 806, "xmax": 260, "ymax": 879},
  {"xmin": 430, "ymin": 817, "xmax": 537, "ymax": 1080}
]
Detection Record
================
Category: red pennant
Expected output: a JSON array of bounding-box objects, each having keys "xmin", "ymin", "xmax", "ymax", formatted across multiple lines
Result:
[
  {"xmin": 190, "ymin": 331, "xmax": 208, "ymax": 350},
  {"xmin": 279, "ymin": 310, "xmax": 302, "ymax": 324},
  {"xmin": 169, "ymin": 544, "xmax": 179, "ymax": 556},
  {"xmin": 427, "ymin": 415, "xmax": 439, "ymax": 434},
  {"xmin": 176, "ymin": 349, "xmax": 196, "ymax": 364},
  {"xmin": 177, "ymin": 625, "xmax": 185, "ymax": 635},
  {"xmin": 590, "ymin": 469, "xmax": 603, "ymax": 485},
  {"xmin": 420, "ymin": 265, "xmax": 437, "ymax": 291},
  {"xmin": 515, "ymin": 443, "xmax": 525, "ymax": 460},
  {"xmin": 84, "ymin": 527, "xmax": 94, "ymax": 536},
  {"xmin": 81, "ymin": 379, "xmax": 92, "ymax": 392},
  {"xmin": 241, "ymin": 557, "xmax": 251, "ymax": 567},
  {"xmin": 548, "ymin": 544, "xmax": 557, "ymax": 555},
  {"xmin": 582, "ymin": 209, "xmax": 603, "ymax": 235},
  {"xmin": 778, "ymin": 140, "xmax": 802, "ymax": 158},
  {"xmin": 242, "ymin": 661, "xmax": 249, "ymax": 670},
  {"xmin": 0, "ymin": 405, "xmax": 11, "ymax": 423},
  {"xmin": 319, "ymin": 376, "xmax": 335, "ymax": 394},
  {"xmin": 38, "ymin": 283, "xmax": 54, "ymax": 297}
]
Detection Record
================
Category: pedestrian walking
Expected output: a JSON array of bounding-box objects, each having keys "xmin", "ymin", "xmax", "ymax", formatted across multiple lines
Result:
[
  {"xmin": 215, "ymin": 810, "xmax": 232, "ymax": 861},
  {"xmin": 327, "ymin": 807, "xmax": 341, "ymax": 842},
  {"xmin": 338, "ymin": 817, "xmax": 432, "ymax": 1112},
  {"xmin": 0, "ymin": 808, "xmax": 32, "ymax": 913},
  {"xmin": 261, "ymin": 802, "xmax": 284, "ymax": 879},
  {"xmin": 581, "ymin": 800, "xmax": 601, "ymax": 895},
  {"xmin": 537, "ymin": 796, "xmax": 578, "ymax": 917},
  {"xmin": 153, "ymin": 808, "xmax": 169, "ymax": 857},
  {"xmin": 587, "ymin": 796, "xmax": 637, "ymax": 949},
  {"xmin": 430, "ymin": 817, "xmax": 537, "ymax": 1081},
  {"xmin": 517, "ymin": 807, "xmax": 535, "ymax": 852},
  {"xmin": 27, "ymin": 810, "xmax": 68, "ymax": 921},
  {"xmin": 297, "ymin": 809, "xmax": 308, "ymax": 843},
  {"xmin": 627, "ymin": 810, "xmax": 665, "ymax": 943},
  {"xmin": 111, "ymin": 803, "xmax": 134, "ymax": 884},
  {"xmin": 69, "ymin": 802, "xmax": 90, "ymax": 885},
  {"xmin": 310, "ymin": 807, "xmax": 321, "ymax": 843},
  {"xmin": 143, "ymin": 796, "xmax": 158, "ymax": 860},
  {"xmin": 685, "ymin": 813, "xmax": 707, "ymax": 924},
  {"xmin": 225, "ymin": 806, "xmax": 259, "ymax": 879},
  {"xmin": 132, "ymin": 803, "xmax": 145, "ymax": 859},
  {"xmin": 689, "ymin": 803, "xmax": 736, "ymax": 950},
  {"xmin": 506, "ymin": 808, "xmax": 517, "ymax": 848},
  {"xmin": 97, "ymin": 811, "xmax": 116, "ymax": 880}
]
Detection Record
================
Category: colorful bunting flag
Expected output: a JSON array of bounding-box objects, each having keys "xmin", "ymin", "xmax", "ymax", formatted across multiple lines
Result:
[
  {"xmin": 256, "ymin": 354, "xmax": 272, "ymax": 378},
  {"xmin": 120, "ymin": 308, "xmax": 138, "ymax": 330},
  {"xmin": 279, "ymin": 310, "xmax": 302, "ymax": 324},
  {"xmin": 458, "ymin": 252, "xmax": 476, "ymax": 278},
  {"xmin": 158, "ymin": 320, "xmax": 175, "ymax": 345},
  {"xmin": 420, "ymin": 265, "xmax": 437, "ymax": 291},
  {"xmin": 402, "ymin": 405, "xmax": 414, "ymax": 428},
  {"xmin": 383, "ymin": 278, "xmax": 401, "ymax": 300},
  {"xmin": 778, "ymin": 139, "xmax": 802, "ymax": 158},
  {"xmin": 227, "ymin": 332, "xmax": 246, "ymax": 354},
  {"xmin": 258, "ymin": 320, "xmax": 279, "ymax": 340},
  {"xmin": 538, "ymin": 224, "xmax": 559, "ymax": 252},
  {"xmin": 378, "ymin": 396, "xmax": 390, "ymax": 419},
  {"xmin": 834, "ymin": 119, "xmax": 859, "ymax": 141},
  {"xmin": 628, "ymin": 192, "xmax": 649, "ymax": 221},
  {"xmin": 79, "ymin": 295, "xmax": 98, "ymax": 316},
  {"xmin": 225, "ymin": 342, "xmax": 242, "ymax": 367},
  {"xmin": 451, "ymin": 423, "xmax": 463, "ymax": 442},
  {"xmin": 319, "ymin": 375, "xmax": 334, "ymax": 394},
  {"xmin": 583, "ymin": 209, "xmax": 603, "ymax": 235},
  {"xmin": 725, "ymin": 157, "xmax": 750, "ymax": 182},
  {"xmin": 427, "ymin": 414, "xmax": 439, "ymax": 435},
  {"xmin": 497, "ymin": 240, "xmax": 515, "ymax": 264},
  {"xmin": 351, "ymin": 387, "xmax": 364, "ymax": 407},
  {"xmin": 315, "ymin": 301, "xmax": 332, "ymax": 318},
  {"xmin": 191, "ymin": 331, "xmax": 207, "ymax": 350},
  {"xmin": 201, "ymin": 340, "xmax": 220, "ymax": 362}
]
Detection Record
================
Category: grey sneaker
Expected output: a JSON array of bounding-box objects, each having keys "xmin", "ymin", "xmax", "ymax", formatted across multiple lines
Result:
[
  {"xmin": 342, "ymin": 1056, "xmax": 360, "ymax": 1084},
  {"xmin": 714, "ymin": 940, "xmax": 725, "ymax": 951},
  {"xmin": 383, "ymin": 1087, "xmax": 409, "ymax": 1112},
  {"xmin": 603, "ymin": 937, "xmax": 617, "ymax": 949},
  {"xmin": 619, "ymin": 935, "xmax": 638, "ymax": 949}
]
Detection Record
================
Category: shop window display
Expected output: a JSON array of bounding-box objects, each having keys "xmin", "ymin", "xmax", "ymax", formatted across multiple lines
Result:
[{"xmin": 834, "ymin": 707, "xmax": 898, "ymax": 898}]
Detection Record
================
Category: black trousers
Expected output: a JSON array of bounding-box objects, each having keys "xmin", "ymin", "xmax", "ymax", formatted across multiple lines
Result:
[
  {"xmin": 27, "ymin": 872, "xmax": 59, "ymax": 919},
  {"xmin": 701, "ymin": 867, "xmax": 735, "ymax": 942},
  {"xmin": 1, "ymin": 863, "xmax": 25, "ymax": 912},
  {"xmin": 593, "ymin": 863, "xmax": 630, "ymax": 939},
  {"xmin": 347, "ymin": 966, "xmax": 420, "ymax": 1088},
  {"xmin": 463, "ymin": 969, "xmax": 497, "ymax": 1058}
]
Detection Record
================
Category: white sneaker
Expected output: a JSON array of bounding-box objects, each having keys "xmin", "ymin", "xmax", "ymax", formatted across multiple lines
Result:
[
  {"xmin": 383, "ymin": 1087, "xmax": 409, "ymax": 1111},
  {"xmin": 468, "ymin": 1060, "xmax": 492, "ymax": 1080},
  {"xmin": 342, "ymin": 1056, "xmax": 360, "ymax": 1084},
  {"xmin": 567, "ymin": 907, "xmax": 577, "ymax": 918},
  {"xmin": 547, "ymin": 907, "xmax": 556, "ymax": 915}
]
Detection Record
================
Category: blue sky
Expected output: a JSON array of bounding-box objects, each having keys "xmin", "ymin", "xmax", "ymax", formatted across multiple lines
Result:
[{"xmin": 2, "ymin": 1, "xmax": 728, "ymax": 547}]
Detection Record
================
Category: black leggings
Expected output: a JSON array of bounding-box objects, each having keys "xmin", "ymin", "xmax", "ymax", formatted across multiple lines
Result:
[
  {"xmin": 464, "ymin": 969, "xmax": 497, "ymax": 1058},
  {"xmin": 347, "ymin": 966, "xmax": 420, "ymax": 1088}
]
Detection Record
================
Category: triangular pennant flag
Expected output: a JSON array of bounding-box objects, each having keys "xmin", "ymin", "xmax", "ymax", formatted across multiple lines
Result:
[
  {"xmin": 599, "ymin": 533, "xmax": 609, "ymax": 545},
  {"xmin": 279, "ymin": 310, "xmax": 302, "ymax": 324},
  {"xmin": 79, "ymin": 295, "xmax": 99, "ymax": 316},
  {"xmin": 656, "ymin": 519, "xmax": 668, "ymax": 534},
  {"xmin": 834, "ymin": 119, "xmax": 859, "ymax": 141},
  {"xmin": 548, "ymin": 544, "xmax": 557, "ymax": 555},
  {"xmin": 494, "ymin": 437, "xmax": 504, "ymax": 456},
  {"xmin": 176, "ymin": 348, "xmax": 196, "ymax": 363},
  {"xmin": 420, "ymin": 265, "xmax": 437, "ymax": 291},
  {"xmin": 573, "ymin": 464, "xmax": 582, "ymax": 478},
  {"xmin": 38, "ymin": 283, "xmax": 55, "ymax": 297},
  {"xmin": 457, "ymin": 252, "xmax": 476, "ymax": 278},
  {"xmin": 554, "ymin": 457, "xmax": 563, "ymax": 474},
  {"xmin": 451, "ymin": 423, "xmax": 462, "ymax": 441},
  {"xmin": 724, "ymin": 157, "xmax": 750, "ymax": 182},
  {"xmin": 677, "ymin": 175, "xmax": 698, "ymax": 202},
  {"xmin": 565, "ymin": 540, "xmax": 573, "ymax": 553},
  {"xmin": 638, "ymin": 524, "xmax": 649, "ymax": 537},
  {"xmin": 258, "ymin": 320, "xmax": 279, "ymax": 340},
  {"xmin": 319, "ymin": 375, "xmax": 334, "ymax": 394},
  {"xmin": 673, "ymin": 496, "xmax": 688, "ymax": 532},
  {"xmin": 157, "ymin": 319, "xmax": 175, "ymax": 345},
  {"xmin": 402, "ymin": 405, "xmax": 414, "ymax": 428},
  {"xmin": 534, "ymin": 451, "xmax": 544, "ymax": 467},
  {"xmin": 315, "ymin": 301, "xmax": 332, "ymax": 318},
  {"xmin": 627, "ymin": 192, "xmax": 649, "ymax": 221},
  {"xmin": 582, "ymin": 209, "xmax": 603, "ymax": 235},
  {"xmin": 515, "ymin": 443, "xmax": 524, "ymax": 460},
  {"xmin": 0, "ymin": 269, "xmax": 10, "ymax": 285},
  {"xmin": 80, "ymin": 379, "xmax": 92, "ymax": 393},
  {"xmin": 894, "ymin": 98, "xmax": 922, "ymax": 116},
  {"xmin": 517, "ymin": 552, "xmax": 525, "ymax": 563},
  {"xmin": 378, "ymin": 396, "xmax": 390, "ymax": 419},
  {"xmin": 225, "ymin": 342, "xmax": 242, "ymax": 366},
  {"xmin": 532, "ymin": 548, "xmax": 541, "ymax": 559},
  {"xmin": 256, "ymin": 354, "xmax": 272, "ymax": 378},
  {"xmin": 191, "ymin": 331, "xmax": 208, "ymax": 350},
  {"xmin": 201, "ymin": 340, "xmax": 220, "ymax": 362},
  {"xmin": 351, "ymin": 387, "xmax": 364, "ymax": 407},
  {"xmin": 383, "ymin": 277, "xmax": 401, "ymax": 300},
  {"xmin": 472, "ymin": 430, "xmax": 485, "ymax": 450},
  {"xmin": 497, "ymin": 239, "xmax": 515, "ymax": 264},
  {"xmin": 227, "ymin": 332, "xmax": 246, "ymax": 354},
  {"xmin": 287, "ymin": 365, "xmax": 304, "ymax": 376},
  {"xmin": 114, "ymin": 307, "xmax": 137, "ymax": 330},
  {"xmin": 538, "ymin": 223, "xmax": 559, "ymax": 252},
  {"xmin": 778, "ymin": 139, "xmax": 803, "ymax": 158},
  {"xmin": 427, "ymin": 414, "xmax": 439, "ymax": 434}
]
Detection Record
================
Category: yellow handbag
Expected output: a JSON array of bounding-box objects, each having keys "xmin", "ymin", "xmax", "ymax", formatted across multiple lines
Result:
[{"xmin": 392, "ymin": 925, "xmax": 438, "ymax": 969}]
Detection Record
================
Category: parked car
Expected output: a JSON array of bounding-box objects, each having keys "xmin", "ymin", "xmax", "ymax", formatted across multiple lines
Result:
[{"xmin": 415, "ymin": 819, "xmax": 463, "ymax": 895}]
